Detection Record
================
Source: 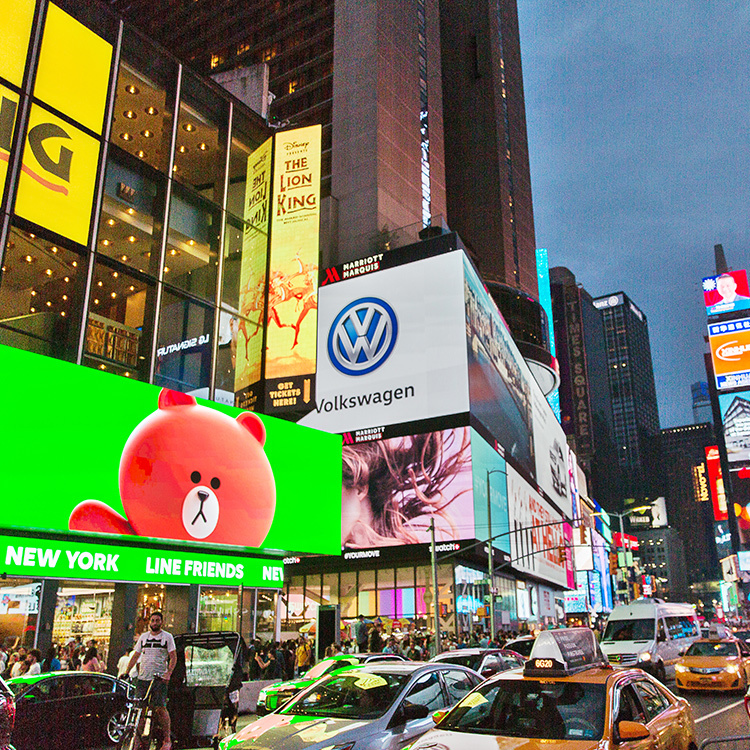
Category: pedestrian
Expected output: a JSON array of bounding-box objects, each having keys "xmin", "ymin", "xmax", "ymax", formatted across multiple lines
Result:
[
  {"xmin": 354, "ymin": 615, "xmax": 368, "ymax": 653},
  {"xmin": 368, "ymin": 622, "xmax": 384, "ymax": 653},
  {"xmin": 254, "ymin": 647, "xmax": 269, "ymax": 677},
  {"xmin": 81, "ymin": 647, "xmax": 103, "ymax": 672},
  {"xmin": 10, "ymin": 648, "xmax": 27, "ymax": 678},
  {"xmin": 40, "ymin": 646, "xmax": 61, "ymax": 673},
  {"xmin": 295, "ymin": 637, "xmax": 312, "ymax": 676},
  {"xmin": 123, "ymin": 611, "xmax": 176, "ymax": 750},
  {"xmin": 117, "ymin": 642, "xmax": 139, "ymax": 680},
  {"xmin": 25, "ymin": 650, "xmax": 42, "ymax": 676}
]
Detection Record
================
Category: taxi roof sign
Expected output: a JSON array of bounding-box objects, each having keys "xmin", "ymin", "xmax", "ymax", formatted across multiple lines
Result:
[{"xmin": 524, "ymin": 628, "xmax": 609, "ymax": 677}]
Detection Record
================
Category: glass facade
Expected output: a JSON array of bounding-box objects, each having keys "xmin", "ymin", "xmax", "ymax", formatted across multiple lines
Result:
[{"xmin": 0, "ymin": 0, "xmax": 269, "ymax": 404}]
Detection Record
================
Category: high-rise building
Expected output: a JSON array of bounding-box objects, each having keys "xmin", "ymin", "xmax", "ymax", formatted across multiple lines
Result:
[
  {"xmin": 659, "ymin": 423, "xmax": 720, "ymax": 587},
  {"xmin": 106, "ymin": 0, "xmax": 553, "ymax": 373},
  {"xmin": 549, "ymin": 267, "xmax": 622, "ymax": 509},
  {"xmin": 692, "ymin": 381, "xmax": 713, "ymax": 425},
  {"xmin": 592, "ymin": 292, "xmax": 661, "ymax": 502},
  {"xmin": 634, "ymin": 527, "xmax": 689, "ymax": 602}
]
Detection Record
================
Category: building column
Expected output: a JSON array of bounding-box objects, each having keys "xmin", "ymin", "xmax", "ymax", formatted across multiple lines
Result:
[
  {"xmin": 34, "ymin": 579, "xmax": 59, "ymax": 654},
  {"xmin": 107, "ymin": 583, "xmax": 139, "ymax": 674},
  {"xmin": 187, "ymin": 585, "xmax": 200, "ymax": 632}
]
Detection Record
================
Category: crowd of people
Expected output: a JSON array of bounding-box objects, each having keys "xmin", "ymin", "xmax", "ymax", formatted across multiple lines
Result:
[{"xmin": 0, "ymin": 638, "xmax": 105, "ymax": 680}]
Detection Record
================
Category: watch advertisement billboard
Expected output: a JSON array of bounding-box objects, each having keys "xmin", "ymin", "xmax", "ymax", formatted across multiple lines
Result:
[
  {"xmin": 708, "ymin": 318, "xmax": 750, "ymax": 390},
  {"xmin": 719, "ymin": 390, "xmax": 750, "ymax": 470},
  {"xmin": 300, "ymin": 250, "xmax": 469, "ymax": 434},
  {"xmin": 703, "ymin": 270, "xmax": 750, "ymax": 316},
  {"xmin": 341, "ymin": 426, "xmax": 474, "ymax": 550},
  {"xmin": 0, "ymin": 344, "xmax": 342, "ymax": 556},
  {"xmin": 506, "ymin": 465, "xmax": 570, "ymax": 588},
  {"xmin": 705, "ymin": 445, "xmax": 728, "ymax": 521}
]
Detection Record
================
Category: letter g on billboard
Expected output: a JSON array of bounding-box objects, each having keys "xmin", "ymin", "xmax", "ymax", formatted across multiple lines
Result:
[{"xmin": 328, "ymin": 297, "xmax": 398, "ymax": 375}]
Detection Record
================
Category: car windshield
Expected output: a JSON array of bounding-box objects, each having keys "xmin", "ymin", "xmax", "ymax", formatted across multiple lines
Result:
[
  {"xmin": 686, "ymin": 642, "xmax": 738, "ymax": 657},
  {"xmin": 440, "ymin": 679, "xmax": 606, "ymax": 740},
  {"xmin": 508, "ymin": 640, "xmax": 534, "ymax": 657},
  {"xmin": 305, "ymin": 658, "xmax": 355, "ymax": 680},
  {"xmin": 282, "ymin": 671, "xmax": 410, "ymax": 720},
  {"xmin": 7, "ymin": 681, "xmax": 29, "ymax": 697},
  {"xmin": 603, "ymin": 619, "xmax": 654, "ymax": 641},
  {"xmin": 437, "ymin": 654, "xmax": 481, "ymax": 671}
]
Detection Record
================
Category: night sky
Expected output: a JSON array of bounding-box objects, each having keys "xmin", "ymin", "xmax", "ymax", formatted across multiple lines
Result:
[{"xmin": 517, "ymin": 1, "xmax": 750, "ymax": 428}]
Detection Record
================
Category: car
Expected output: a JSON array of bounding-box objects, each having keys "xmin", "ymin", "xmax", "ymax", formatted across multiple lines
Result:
[
  {"xmin": 675, "ymin": 637, "xmax": 750, "ymax": 692},
  {"xmin": 504, "ymin": 635, "xmax": 535, "ymax": 658},
  {"xmin": 256, "ymin": 652, "xmax": 407, "ymax": 715},
  {"xmin": 0, "ymin": 675, "xmax": 14, "ymax": 750},
  {"xmin": 219, "ymin": 661, "xmax": 483, "ymax": 750},
  {"xmin": 409, "ymin": 628, "xmax": 697, "ymax": 750},
  {"xmin": 430, "ymin": 648, "xmax": 525, "ymax": 679},
  {"xmin": 7, "ymin": 671, "xmax": 129, "ymax": 750}
]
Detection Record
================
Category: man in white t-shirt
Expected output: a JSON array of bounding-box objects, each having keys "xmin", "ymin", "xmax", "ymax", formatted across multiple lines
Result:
[{"xmin": 124, "ymin": 612, "xmax": 177, "ymax": 750}]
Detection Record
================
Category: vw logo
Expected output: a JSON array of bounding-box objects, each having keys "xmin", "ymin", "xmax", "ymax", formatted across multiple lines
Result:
[{"xmin": 328, "ymin": 297, "xmax": 398, "ymax": 376}]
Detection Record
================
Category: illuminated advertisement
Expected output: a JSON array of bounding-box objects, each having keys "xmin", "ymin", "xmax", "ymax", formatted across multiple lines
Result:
[
  {"xmin": 507, "ymin": 465, "xmax": 569, "ymax": 588},
  {"xmin": 705, "ymin": 445, "xmax": 728, "ymax": 521},
  {"xmin": 13, "ymin": 2, "xmax": 113, "ymax": 245},
  {"xmin": 719, "ymin": 389, "xmax": 750, "ymax": 470},
  {"xmin": 464, "ymin": 257, "xmax": 534, "ymax": 478},
  {"xmin": 341, "ymin": 427, "xmax": 474, "ymax": 550},
  {"xmin": 0, "ymin": 344, "xmax": 342, "ymax": 555},
  {"xmin": 234, "ymin": 136, "xmax": 273, "ymax": 411},
  {"xmin": 708, "ymin": 318, "xmax": 750, "ymax": 390},
  {"xmin": 264, "ymin": 125, "xmax": 322, "ymax": 412},
  {"xmin": 531, "ymin": 387, "xmax": 571, "ymax": 516},
  {"xmin": 703, "ymin": 270, "xmax": 750, "ymax": 316},
  {"xmin": 301, "ymin": 250, "xmax": 469, "ymax": 434},
  {"xmin": 470, "ymin": 430, "xmax": 511, "ymax": 556}
]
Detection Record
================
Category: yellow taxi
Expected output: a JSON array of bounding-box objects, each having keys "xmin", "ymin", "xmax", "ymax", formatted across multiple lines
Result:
[
  {"xmin": 675, "ymin": 637, "xmax": 750, "ymax": 692},
  {"xmin": 407, "ymin": 628, "xmax": 697, "ymax": 750}
]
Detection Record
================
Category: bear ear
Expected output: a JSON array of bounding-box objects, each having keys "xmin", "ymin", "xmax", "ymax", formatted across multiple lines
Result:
[
  {"xmin": 237, "ymin": 411, "xmax": 266, "ymax": 446},
  {"xmin": 158, "ymin": 389, "xmax": 197, "ymax": 409}
]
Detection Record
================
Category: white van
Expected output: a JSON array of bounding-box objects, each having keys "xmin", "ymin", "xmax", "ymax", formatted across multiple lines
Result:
[{"xmin": 600, "ymin": 598, "xmax": 700, "ymax": 680}]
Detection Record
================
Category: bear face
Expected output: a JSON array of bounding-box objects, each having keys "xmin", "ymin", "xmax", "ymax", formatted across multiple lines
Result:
[{"xmin": 119, "ymin": 389, "xmax": 276, "ymax": 546}]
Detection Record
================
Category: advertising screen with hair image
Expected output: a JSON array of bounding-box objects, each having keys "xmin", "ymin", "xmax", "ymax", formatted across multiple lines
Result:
[{"xmin": 341, "ymin": 427, "xmax": 474, "ymax": 549}]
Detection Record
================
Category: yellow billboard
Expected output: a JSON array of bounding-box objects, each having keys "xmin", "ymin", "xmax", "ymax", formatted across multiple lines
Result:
[
  {"xmin": 0, "ymin": 86, "xmax": 20, "ymax": 197},
  {"xmin": 234, "ymin": 136, "xmax": 272, "ymax": 411},
  {"xmin": 264, "ymin": 125, "xmax": 321, "ymax": 411},
  {"xmin": 14, "ymin": 104, "xmax": 101, "ymax": 246},
  {"xmin": 34, "ymin": 3, "xmax": 113, "ymax": 135},
  {"xmin": 0, "ymin": 0, "xmax": 35, "ymax": 87}
]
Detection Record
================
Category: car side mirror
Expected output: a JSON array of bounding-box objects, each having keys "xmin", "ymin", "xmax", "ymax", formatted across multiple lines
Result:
[
  {"xmin": 481, "ymin": 668, "xmax": 496, "ymax": 678},
  {"xmin": 402, "ymin": 703, "xmax": 430, "ymax": 721},
  {"xmin": 678, "ymin": 646, "xmax": 687, "ymax": 656},
  {"xmin": 618, "ymin": 721, "xmax": 650, "ymax": 741},
  {"xmin": 432, "ymin": 709, "xmax": 448, "ymax": 724}
]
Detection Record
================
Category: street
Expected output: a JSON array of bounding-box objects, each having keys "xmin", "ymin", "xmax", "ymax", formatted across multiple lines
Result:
[{"xmin": 689, "ymin": 689, "xmax": 749, "ymax": 746}]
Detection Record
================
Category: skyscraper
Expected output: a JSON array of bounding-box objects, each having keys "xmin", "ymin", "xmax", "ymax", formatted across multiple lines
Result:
[
  {"xmin": 550, "ymin": 267, "xmax": 622, "ymax": 509},
  {"xmin": 106, "ymin": 0, "xmax": 550, "ymax": 365},
  {"xmin": 592, "ymin": 292, "xmax": 661, "ymax": 502},
  {"xmin": 692, "ymin": 381, "xmax": 713, "ymax": 425}
]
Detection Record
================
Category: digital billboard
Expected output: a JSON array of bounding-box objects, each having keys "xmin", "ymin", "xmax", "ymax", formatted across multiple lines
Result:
[
  {"xmin": 506, "ymin": 465, "xmax": 570, "ymax": 588},
  {"xmin": 703, "ymin": 270, "xmax": 750, "ymax": 316},
  {"xmin": 300, "ymin": 250, "xmax": 469, "ymax": 434},
  {"xmin": 0, "ymin": 344, "xmax": 342, "ymax": 556},
  {"xmin": 470, "ymin": 430, "xmax": 511, "ymax": 556},
  {"xmin": 708, "ymin": 318, "xmax": 750, "ymax": 390},
  {"xmin": 341, "ymin": 427, "xmax": 474, "ymax": 550},
  {"xmin": 705, "ymin": 445, "xmax": 728, "ymax": 521},
  {"xmin": 264, "ymin": 125, "xmax": 322, "ymax": 413},
  {"xmin": 719, "ymin": 390, "xmax": 750, "ymax": 470}
]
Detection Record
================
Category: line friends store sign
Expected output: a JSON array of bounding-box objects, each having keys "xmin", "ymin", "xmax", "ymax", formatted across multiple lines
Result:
[{"xmin": 0, "ymin": 535, "xmax": 283, "ymax": 588}]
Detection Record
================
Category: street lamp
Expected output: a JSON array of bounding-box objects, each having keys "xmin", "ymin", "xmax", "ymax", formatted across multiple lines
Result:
[{"xmin": 486, "ymin": 469, "xmax": 506, "ymax": 641}]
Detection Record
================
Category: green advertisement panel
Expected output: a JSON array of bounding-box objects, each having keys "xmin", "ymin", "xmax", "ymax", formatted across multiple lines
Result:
[
  {"xmin": 0, "ymin": 344, "xmax": 341, "ymax": 555},
  {"xmin": 0, "ymin": 534, "xmax": 283, "ymax": 587}
]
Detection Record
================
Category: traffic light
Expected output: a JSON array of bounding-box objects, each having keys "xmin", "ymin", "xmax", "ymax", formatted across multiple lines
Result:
[
  {"xmin": 579, "ymin": 525, "xmax": 587, "ymax": 545},
  {"xmin": 609, "ymin": 552, "xmax": 619, "ymax": 574},
  {"xmin": 558, "ymin": 545, "xmax": 566, "ymax": 564}
]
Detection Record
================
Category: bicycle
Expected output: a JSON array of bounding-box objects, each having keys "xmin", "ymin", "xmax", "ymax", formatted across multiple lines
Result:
[{"xmin": 116, "ymin": 675, "xmax": 169, "ymax": 750}]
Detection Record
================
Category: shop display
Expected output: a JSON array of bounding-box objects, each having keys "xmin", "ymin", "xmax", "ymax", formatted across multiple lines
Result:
[
  {"xmin": 52, "ymin": 588, "xmax": 113, "ymax": 662},
  {"xmin": 85, "ymin": 313, "xmax": 142, "ymax": 368}
]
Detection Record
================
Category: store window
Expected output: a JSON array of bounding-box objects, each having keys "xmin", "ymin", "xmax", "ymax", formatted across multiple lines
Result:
[
  {"xmin": 174, "ymin": 71, "xmax": 228, "ymax": 205},
  {"xmin": 53, "ymin": 583, "xmax": 114, "ymax": 663},
  {"xmin": 283, "ymin": 576, "xmax": 305, "ymax": 638},
  {"xmin": 0, "ymin": 580, "xmax": 40, "ymax": 650},
  {"xmin": 154, "ymin": 288, "xmax": 214, "ymax": 395},
  {"xmin": 322, "ymin": 573, "xmax": 339, "ymax": 607},
  {"xmin": 135, "ymin": 584, "xmax": 188, "ymax": 635},
  {"xmin": 111, "ymin": 28, "xmax": 176, "ymax": 173},
  {"xmin": 227, "ymin": 109, "xmax": 266, "ymax": 218},
  {"xmin": 198, "ymin": 587, "xmax": 238, "ymax": 632},
  {"xmin": 358, "ymin": 570, "xmax": 376, "ymax": 617},
  {"xmin": 256, "ymin": 590, "xmax": 277, "ymax": 641},
  {"xmin": 339, "ymin": 572, "xmax": 357, "ymax": 620},
  {"xmin": 167, "ymin": 187, "xmax": 220, "ymax": 302},
  {"xmin": 377, "ymin": 568, "xmax": 395, "ymax": 618},
  {"xmin": 396, "ymin": 567, "xmax": 416, "ymax": 619},
  {"xmin": 0, "ymin": 227, "xmax": 86, "ymax": 362},
  {"xmin": 97, "ymin": 152, "xmax": 166, "ymax": 278},
  {"xmin": 83, "ymin": 259, "xmax": 156, "ymax": 379}
]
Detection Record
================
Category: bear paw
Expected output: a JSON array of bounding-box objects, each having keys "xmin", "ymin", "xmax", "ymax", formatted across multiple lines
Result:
[{"xmin": 69, "ymin": 500, "xmax": 135, "ymax": 535}]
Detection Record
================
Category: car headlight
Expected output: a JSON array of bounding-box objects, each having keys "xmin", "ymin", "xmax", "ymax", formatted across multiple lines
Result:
[
  {"xmin": 639, "ymin": 652, "xmax": 651, "ymax": 662},
  {"xmin": 257, "ymin": 690, "xmax": 267, "ymax": 704},
  {"xmin": 675, "ymin": 664, "xmax": 688, "ymax": 673},
  {"xmin": 726, "ymin": 664, "xmax": 740, "ymax": 674}
]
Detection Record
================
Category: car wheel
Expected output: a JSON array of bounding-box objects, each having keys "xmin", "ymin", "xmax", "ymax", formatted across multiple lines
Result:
[
  {"xmin": 117, "ymin": 727, "xmax": 138, "ymax": 750},
  {"xmin": 107, "ymin": 710, "xmax": 129, "ymax": 744}
]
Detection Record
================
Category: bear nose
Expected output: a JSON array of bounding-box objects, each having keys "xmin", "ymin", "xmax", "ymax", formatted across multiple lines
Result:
[{"xmin": 198, "ymin": 490, "xmax": 209, "ymax": 501}]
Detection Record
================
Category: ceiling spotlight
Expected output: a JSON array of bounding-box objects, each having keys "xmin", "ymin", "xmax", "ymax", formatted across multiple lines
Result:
[
  {"xmin": 30, "ymin": 290, "xmax": 36, "ymax": 296},
  {"xmin": 94, "ymin": 299, "xmax": 100, "ymax": 305},
  {"xmin": 164, "ymin": 266, "xmax": 170, "ymax": 273},
  {"xmin": 111, "ymin": 292, "xmax": 117, "ymax": 298},
  {"xmin": 121, "ymin": 255, "xmax": 129, "ymax": 262},
  {"xmin": 101, "ymin": 239, "xmax": 111, "ymax": 246},
  {"xmin": 112, "ymin": 271, "xmax": 119, "ymax": 278},
  {"xmin": 24, "ymin": 255, "xmax": 33, "ymax": 263},
  {"xmin": 45, "ymin": 268, "xmax": 52, "ymax": 276},
  {"xmin": 107, "ymin": 218, "xmax": 116, "ymax": 226},
  {"xmin": 129, "ymin": 285, "xmax": 135, "ymax": 292},
  {"xmin": 62, "ymin": 295, "xmax": 68, "ymax": 301},
  {"xmin": 64, "ymin": 276, "xmax": 70, "ymax": 283},
  {"xmin": 127, "ymin": 208, "xmax": 135, "ymax": 215},
  {"xmin": 178, "ymin": 145, "xmax": 188, "ymax": 153},
  {"xmin": 145, "ymin": 106, "xmax": 158, "ymax": 116},
  {"xmin": 128, "ymin": 235, "xmax": 137, "ymax": 243},
  {"xmin": 71, "ymin": 261, "xmax": 78, "ymax": 267},
  {"xmin": 125, "ymin": 84, "xmax": 139, "ymax": 95},
  {"xmin": 60, "ymin": 311, "xmax": 66, "ymax": 317},
  {"xmin": 30, "ymin": 307, "xmax": 35, "ymax": 313},
  {"xmin": 198, "ymin": 142, "xmax": 208, "ymax": 151},
  {"xmin": 97, "ymin": 281, "xmax": 103, "ymax": 287},
  {"xmin": 136, "ymin": 150, "xmax": 146, "ymax": 158},
  {"xmin": 183, "ymin": 123, "xmax": 196, "ymax": 132},
  {"xmin": 120, "ymin": 133, "xmax": 133, "ymax": 141},
  {"xmin": 51, "ymin": 246, "xmax": 58, "ymax": 253},
  {"xmin": 124, "ymin": 110, "xmax": 136, "ymax": 119},
  {"xmin": 169, "ymin": 248, "xmax": 179, "ymax": 256},
  {"xmin": 141, "ymin": 129, "xmax": 153, "ymax": 138},
  {"xmin": 46, "ymin": 301, "xmax": 52, "ymax": 307},
  {"xmin": 188, "ymin": 239, "xmax": 195, "ymax": 246}
]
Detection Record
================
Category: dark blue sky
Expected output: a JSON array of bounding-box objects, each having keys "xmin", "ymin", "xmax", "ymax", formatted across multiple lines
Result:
[{"xmin": 517, "ymin": 1, "xmax": 750, "ymax": 427}]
